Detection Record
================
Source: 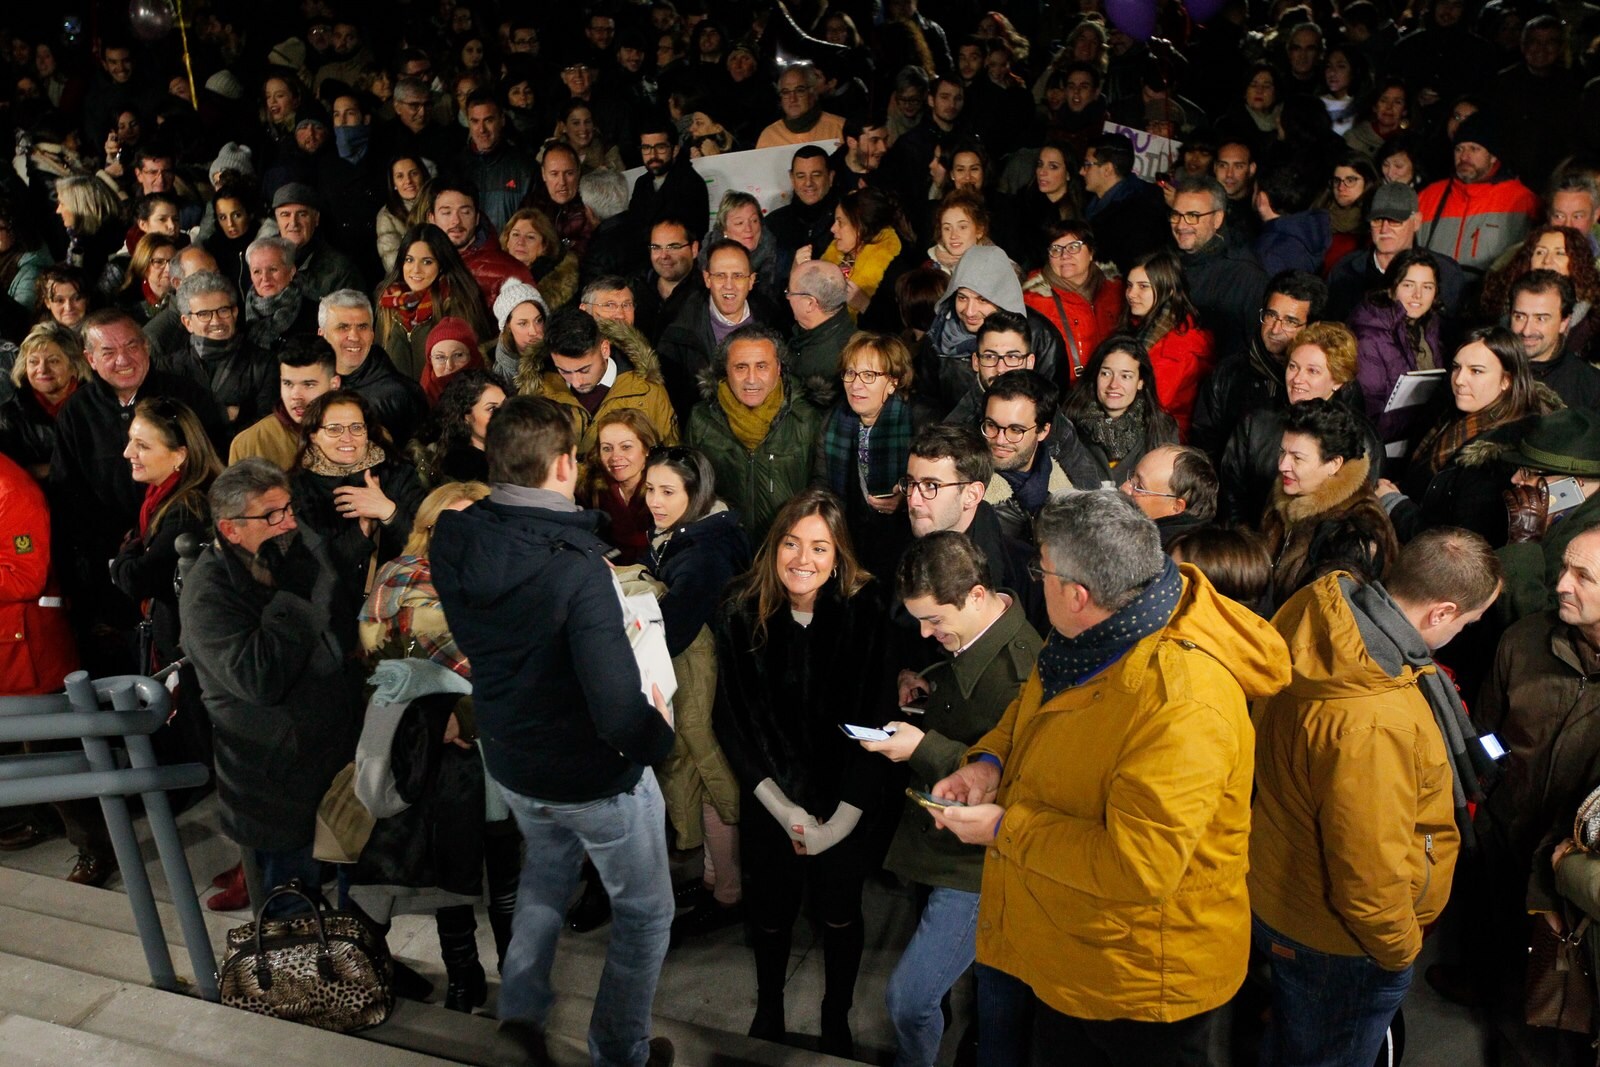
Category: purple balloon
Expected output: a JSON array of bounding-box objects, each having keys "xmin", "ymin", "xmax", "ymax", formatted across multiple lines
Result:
[
  {"xmin": 1188, "ymin": 0, "xmax": 1228, "ymax": 22},
  {"xmin": 1105, "ymin": 0, "xmax": 1158, "ymax": 41},
  {"xmin": 128, "ymin": 0, "xmax": 173, "ymax": 43}
]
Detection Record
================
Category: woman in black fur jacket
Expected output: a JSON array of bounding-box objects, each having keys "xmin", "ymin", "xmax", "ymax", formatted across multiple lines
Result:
[{"xmin": 711, "ymin": 487, "xmax": 896, "ymax": 1060}]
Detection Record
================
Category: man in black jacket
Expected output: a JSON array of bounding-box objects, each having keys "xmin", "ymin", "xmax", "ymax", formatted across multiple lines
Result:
[
  {"xmin": 180, "ymin": 459, "xmax": 361, "ymax": 916},
  {"xmin": 1081, "ymin": 133, "xmax": 1170, "ymax": 276},
  {"xmin": 315, "ymin": 290, "xmax": 428, "ymax": 446},
  {"xmin": 432, "ymin": 396, "xmax": 677, "ymax": 1067},
  {"xmin": 1510, "ymin": 271, "xmax": 1600, "ymax": 410},
  {"xmin": 628, "ymin": 119, "xmax": 710, "ymax": 233},
  {"xmin": 49, "ymin": 309, "xmax": 228, "ymax": 670},
  {"xmin": 1170, "ymin": 173, "xmax": 1269, "ymax": 354}
]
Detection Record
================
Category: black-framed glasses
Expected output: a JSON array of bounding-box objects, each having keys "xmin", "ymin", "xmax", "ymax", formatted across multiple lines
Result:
[
  {"xmin": 980, "ymin": 418, "xmax": 1037, "ymax": 442},
  {"xmin": 649, "ymin": 241, "xmax": 691, "ymax": 253},
  {"xmin": 186, "ymin": 305, "xmax": 238, "ymax": 323},
  {"xmin": 638, "ymin": 142, "xmax": 673, "ymax": 155},
  {"xmin": 1260, "ymin": 308, "xmax": 1307, "ymax": 330},
  {"xmin": 1330, "ymin": 174, "xmax": 1364, "ymax": 188},
  {"xmin": 1047, "ymin": 240, "xmax": 1087, "ymax": 258},
  {"xmin": 784, "ymin": 290, "xmax": 816, "ymax": 301},
  {"xmin": 896, "ymin": 477, "xmax": 976, "ymax": 499},
  {"xmin": 233, "ymin": 502, "xmax": 294, "ymax": 526},
  {"xmin": 841, "ymin": 368, "xmax": 886, "ymax": 384},
  {"xmin": 1167, "ymin": 208, "xmax": 1220, "ymax": 224},
  {"xmin": 975, "ymin": 350, "xmax": 1030, "ymax": 368}
]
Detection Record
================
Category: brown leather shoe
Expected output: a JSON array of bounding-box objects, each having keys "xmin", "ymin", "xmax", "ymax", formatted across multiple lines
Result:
[
  {"xmin": 0, "ymin": 823, "xmax": 54, "ymax": 851},
  {"xmin": 66, "ymin": 852, "xmax": 114, "ymax": 887}
]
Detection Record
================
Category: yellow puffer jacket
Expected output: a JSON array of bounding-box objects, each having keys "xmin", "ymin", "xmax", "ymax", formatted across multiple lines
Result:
[
  {"xmin": 518, "ymin": 317, "xmax": 680, "ymax": 452},
  {"xmin": 969, "ymin": 564, "xmax": 1290, "ymax": 1022},
  {"xmin": 1249, "ymin": 571, "xmax": 1459, "ymax": 972}
]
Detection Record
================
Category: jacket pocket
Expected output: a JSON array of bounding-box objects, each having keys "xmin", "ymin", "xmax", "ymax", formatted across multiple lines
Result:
[{"xmin": 1025, "ymin": 876, "xmax": 1132, "ymax": 945}]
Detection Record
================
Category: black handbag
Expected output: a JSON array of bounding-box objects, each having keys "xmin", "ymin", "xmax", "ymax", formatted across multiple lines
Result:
[{"xmin": 218, "ymin": 880, "xmax": 393, "ymax": 1032}]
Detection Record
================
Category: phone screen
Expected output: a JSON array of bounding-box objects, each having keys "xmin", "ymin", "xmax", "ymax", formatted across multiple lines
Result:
[{"xmin": 841, "ymin": 723, "xmax": 894, "ymax": 741}]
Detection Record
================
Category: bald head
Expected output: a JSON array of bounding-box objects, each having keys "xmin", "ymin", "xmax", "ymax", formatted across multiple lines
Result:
[
  {"xmin": 788, "ymin": 259, "xmax": 848, "ymax": 328},
  {"xmin": 171, "ymin": 245, "xmax": 219, "ymax": 286}
]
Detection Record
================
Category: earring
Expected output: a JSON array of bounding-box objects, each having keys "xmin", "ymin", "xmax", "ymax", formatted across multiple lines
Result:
[{"xmin": 831, "ymin": 567, "xmax": 838, "ymax": 578}]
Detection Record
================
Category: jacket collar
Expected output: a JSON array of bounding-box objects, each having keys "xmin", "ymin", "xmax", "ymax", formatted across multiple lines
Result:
[
  {"xmin": 943, "ymin": 597, "xmax": 1031, "ymax": 699},
  {"xmin": 1271, "ymin": 454, "xmax": 1372, "ymax": 525}
]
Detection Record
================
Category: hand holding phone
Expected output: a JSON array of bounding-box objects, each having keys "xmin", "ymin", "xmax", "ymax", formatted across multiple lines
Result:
[
  {"xmin": 907, "ymin": 787, "xmax": 964, "ymax": 811},
  {"xmin": 841, "ymin": 723, "xmax": 896, "ymax": 742}
]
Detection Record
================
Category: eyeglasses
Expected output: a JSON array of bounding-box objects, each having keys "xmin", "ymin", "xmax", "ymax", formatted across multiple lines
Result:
[
  {"xmin": 1047, "ymin": 241, "xmax": 1087, "ymax": 258},
  {"xmin": 777, "ymin": 87, "xmax": 813, "ymax": 98},
  {"xmin": 784, "ymin": 290, "xmax": 815, "ymax": 301},
  {"xmin": 980, "ymin": 418, "xmax": 1037, "ymax": 442},
  {"xmin": 1125, "ymin": 480, "xmax": 1178, "ymax": 498},
  {"xmin": 186, "ymin": 305, "xmax": 237, "ymax": 323},
  {"xmin": 1260, "ymin": 308, "xmax": 1307, "ymax": 330},
  {"xmin": 975, "ymin": 350, "xmax": 1030, "ymax": 368},
  {"xmin": 650, "ymin": 241, "xmax": 691, "ymax": 252},
  {"xmin": 562, "ymin": 64, "xmax": 594, "ymax": 75},
  {"xmin": 706, "ymin": 271, "xmax": 751, "ymax": 283},
  {"xmin": 1167, "ymin": 208, "xmax": 1220, "ymax": 225},
  {"xmin": 318, "ymin": 422, "xmax": 367, "ymax": 438},
  {"xmin": 638, "ymin": 143, "xmax": 673, "ymax": 155},
  {"xmin": 588, "ymin": 300, "xmax": 635, "ymax": 312},
  {"xmin": 896, "ymin": 477, "xmax": 976, "ymax": 499},
  {"xmin": 1329, "ymin": 174, "xmax": 1364, "ymax": 188},
  {"xmin": 233, "ymin": 502, "xmax": 295, "ymax": 526},
  {"xmin": 841, "ymin": 368, "xmax": 887, "ymax": 384},
  {"xmin": 1026, "ymin": 559, "xmax": 1071, "ymax": 582}
]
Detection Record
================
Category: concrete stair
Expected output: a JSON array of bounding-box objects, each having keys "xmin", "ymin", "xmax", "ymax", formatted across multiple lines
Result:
[{"xmin": 0, "ymin": 866, "xmax": 869, "ymax": 1065}]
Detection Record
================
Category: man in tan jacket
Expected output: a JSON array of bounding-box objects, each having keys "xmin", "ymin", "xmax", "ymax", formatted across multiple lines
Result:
[{"xmin": 1250, "ymin": 527, "xmax": 1502, "ymax": 1065}]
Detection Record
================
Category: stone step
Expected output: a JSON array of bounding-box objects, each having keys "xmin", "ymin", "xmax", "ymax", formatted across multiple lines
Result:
[{"xmin": 0, "ymin": 1013, "xmax": 215, "ymax": 1067}]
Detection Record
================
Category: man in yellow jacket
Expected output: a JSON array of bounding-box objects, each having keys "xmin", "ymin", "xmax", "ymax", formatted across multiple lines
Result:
[
  {"xmin": 932, "ymin": 491, "xmax": 1291, "ymax": 1064},
  {"xmin": 1249, "ymin": 527, "xmax": 1503, "ymax": 1066},
  {"xmin": 523, "ymin": 307, "xmax": 679, "ymax": 456}
]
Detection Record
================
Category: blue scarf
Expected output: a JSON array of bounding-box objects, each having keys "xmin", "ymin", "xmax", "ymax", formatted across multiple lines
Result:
[
  {"xmin": 1036, "ymin": 556, "xmax": 1183, "ymax": 702},
  {"xmin": 998, "ymin": 450, "xmax": 1056, "ymax": 514}
]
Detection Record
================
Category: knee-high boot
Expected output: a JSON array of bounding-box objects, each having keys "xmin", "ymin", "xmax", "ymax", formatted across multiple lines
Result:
[
  {"xmin": 820, "ymin": 919, "xmax": 864, "ymax": 1059},
  {"xmin": 749, "ymin": 926, "xmax": 791, "ymax": 1041},
  {"xmin": 435, "ymin": 904, "xmax": 486, "ymax": 1012}
]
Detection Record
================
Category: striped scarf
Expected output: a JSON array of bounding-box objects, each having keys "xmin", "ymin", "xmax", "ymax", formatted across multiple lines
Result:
[{"xmin": 820, "ymin": 394, "xmax": 915, "ymax": 498}]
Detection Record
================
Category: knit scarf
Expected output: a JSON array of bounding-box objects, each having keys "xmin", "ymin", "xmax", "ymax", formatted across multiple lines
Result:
[
  {"xmin": 999, "ymin": 449, "xmax": 1056, "ymax": 513},
  {"xmin": 303, "ymin": 442, "xmax": 387, "ymax": 477},
  {"xmin": 245, "ymin": 278, "xmax": 305, "ymax": 347},
  {"xmin": 1075, "ymin": 405, "xmax": 1146, "ymax": 465},
  {"xmin": 1036, "ymin": 555, "xmax": 1183, "ymax": 703},
  {"xmin": 378, "ymin": 282, "xmax": 437, "ymax": 333},
  {"xmin": 931, "ymin": 307, "xmax": 977, "ymax": 362},
  {"xmin": 138, "ymin": 469, "xmax": 182, "ymax": 539},
  {"xmin": 1414, "ymin": 408, "xmax": 1497, "ymax": 477},
  {"xmin": 782, "ymin": 104, "xmax": 824, "ymax": 134},
  {"xmin": 718, "ymin": 378, "xmax": 784, "ymax": 453},
  {"xmin": 360, "ymin": 554, "xmax": 469, "ymax": 675},
  {"xmin": 1346, "ymin": 576, "xmax": 1490, "ymax": 850},
  {"xmin": 820, "ymin": 393, "xmax": 915, "ymax": 497}
]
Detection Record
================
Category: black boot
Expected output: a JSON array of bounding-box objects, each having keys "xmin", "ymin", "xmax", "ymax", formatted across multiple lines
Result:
[
  {"xmin": 437, "ymin": 904, "xmax": 487, "ymax": 1013},
  {"xmin": 484, "ymin": 823, "xmax": 522, "ymax": 972},
  {"xmin": 748, "ymin": 926, "xmax": 790, "ymax": 1041},
  {"xmin": 819, "ymin": 919, "xmax": 864, "ymax": 1059}
]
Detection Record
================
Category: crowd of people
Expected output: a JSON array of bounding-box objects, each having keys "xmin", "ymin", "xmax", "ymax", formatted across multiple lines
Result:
[{"xmin": 9, "ymin": 0, "xmax": 1600, "ymax": 1065}]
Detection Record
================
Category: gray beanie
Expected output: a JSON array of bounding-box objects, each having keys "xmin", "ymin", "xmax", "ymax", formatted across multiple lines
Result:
[
  {"xmin": 205, "ymin": 70, "xmax": 244, "ymax": 101},
  {"xmin": 209, "ymin": 142, "xmax": 254, "ymax": 180},
  {"xmin": 494, "ymin": 279, "xmax": 549, "ymax": 331}
]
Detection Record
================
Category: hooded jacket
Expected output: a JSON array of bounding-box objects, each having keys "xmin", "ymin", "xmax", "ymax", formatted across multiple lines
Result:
[
  {"xmin": 519, "ymin": 318, "xmax": 680, "ymax": 452},
  {"xmin": 430, "ymin": 495, "xmax": 676, "ymax": 801},
  {"xmin": 916, "ymin": 246, "xmax": 1063, "ymax": 415},
  {"xmin": 1418, "ymin": 171, "xmax": 1540, "ymax": 275},
  {"xmin": 969, "ymin": 564, "xmax": 1291, "ymax": 1021},
  {"xmin": 1250, "ymin": 571, "xmax": 1460, "ymax": 970}
]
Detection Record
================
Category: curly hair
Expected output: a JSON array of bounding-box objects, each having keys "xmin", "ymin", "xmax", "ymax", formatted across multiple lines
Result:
[{"xmin": 1479, "ymin": 225, "xmax": 1600, "ymax": 316}]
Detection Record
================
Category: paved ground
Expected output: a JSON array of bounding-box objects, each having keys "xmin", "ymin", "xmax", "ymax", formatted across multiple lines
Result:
[{"xmin": 0, "ymin": 791, "xmax": 1493, "ymax": 1066}]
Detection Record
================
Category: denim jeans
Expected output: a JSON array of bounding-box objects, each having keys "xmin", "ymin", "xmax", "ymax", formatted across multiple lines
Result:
[
  {"xmin": 975, "ymin": 963, "xmax": 1035, "ymax": 1067},
  {"xmin": 886, "ymin": 886, "xmax": 981, "ymax": 1067},
  {"xmin": 497, "ymin": 769, "xmax": 673, "ymax": 1067},
  {"xmin": 251, "ymin": 844, "xmax": 350, "ymax": 919},
  {"xmin": 1253, "ymin": 915, "xmax": 1412, "ymax": 1067}
]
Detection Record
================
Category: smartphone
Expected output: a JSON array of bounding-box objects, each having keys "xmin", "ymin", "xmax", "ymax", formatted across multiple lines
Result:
[
  {"xmin": 907, "ymin": 787, "xmax": 964, "ymax": 811},
  {"xmin": 1479, "ymin": 732, "xmax": 1507, "ymax": 761},
  {"xmin": 900, "ymin": 694, "xmax": 928, "ymax": 715},
  {"xmin": 1547, "ymin": 477, "xmax": 1585, "ymax": 516},
  {"xmin": 840, "ymin": 723, "xmax": 896, "ymax": 741}
]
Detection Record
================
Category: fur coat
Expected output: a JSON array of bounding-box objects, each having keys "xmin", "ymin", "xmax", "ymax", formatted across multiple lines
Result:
[{"xmin": 1261, "ymin": 455, "xmax": 1401, "ymax": 612}]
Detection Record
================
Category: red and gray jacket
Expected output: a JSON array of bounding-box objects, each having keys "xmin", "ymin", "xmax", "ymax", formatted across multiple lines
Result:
[{"xmin": 1418, "ymin": 171, "xmax": 1540, "ymax": 275}]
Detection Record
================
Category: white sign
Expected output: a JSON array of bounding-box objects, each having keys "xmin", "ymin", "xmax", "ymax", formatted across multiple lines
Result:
[
  {"xmin": 1103, "ymin": 121, "xmax": 1181, "ymax": 183},
  {"xmin": 623, "ymin": 139, "xmax": 841, "ymax": 228}
]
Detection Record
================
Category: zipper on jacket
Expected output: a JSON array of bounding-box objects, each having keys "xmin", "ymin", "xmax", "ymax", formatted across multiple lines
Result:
[{"xmin": 1414, "ymin": 833, "xmax": 1436, "ymax": 908}]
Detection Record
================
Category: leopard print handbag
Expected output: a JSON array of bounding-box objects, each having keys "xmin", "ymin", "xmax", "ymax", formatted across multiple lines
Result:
[{"xmin": 219, "ymin": 880, "xmax": 394, "ymax": 1032}]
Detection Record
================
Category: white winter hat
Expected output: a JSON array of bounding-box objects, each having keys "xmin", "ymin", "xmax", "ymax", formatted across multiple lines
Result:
[{"xmin": 494, "ymin": 279, "xmax": 549, "ymax": 332}]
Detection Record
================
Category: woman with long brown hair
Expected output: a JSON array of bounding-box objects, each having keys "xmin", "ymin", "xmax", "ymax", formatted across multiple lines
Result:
[
  {"xmin": 580, "ymin": 407, "xmax": 664, "ymax": 566},
  {"xmin": 712, "ymin": 487, "xmax": 894, "ymax": 1060},
  {"xmin": 1116, "ymin": 251, "xmax": 1214, "ymax": 440},
  {"xmin": 373, "ymin": 223, "xmax": 492, "ymax": 380}
]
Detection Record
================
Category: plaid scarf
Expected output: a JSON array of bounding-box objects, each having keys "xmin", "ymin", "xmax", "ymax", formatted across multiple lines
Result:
[
  {"xmin": 378, "ymin": 282, "xmax": 437, "ymax": 332},
  {"xmin": 820, "ymin": 394, "xmax": 915, "ymax": 498},
  {"xmin": 359, "ymin": 554, "xmax": 470, "ymax": 675},
  {"xmin": 1413, "ymin": 408, "xmax": 1496, "ymax": 476}
]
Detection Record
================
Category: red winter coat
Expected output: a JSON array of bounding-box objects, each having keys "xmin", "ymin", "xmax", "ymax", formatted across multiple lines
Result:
[
  {"xmin": 460, "ymin": 233, "xmax": 534, "ymax": 319},
  {"xmin": 1147, "ymin": 317, "xmax": 1215, "ymax": 442},
  {"xmin": 1023, "ymin": 271, "xmax": 1125, "ymax": 386},
  {"xmin": 0, "ymin": 453, "xmax": 78, "ymax": 694}
]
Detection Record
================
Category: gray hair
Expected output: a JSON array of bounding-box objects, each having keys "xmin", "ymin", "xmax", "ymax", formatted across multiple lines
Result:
[
  {"xmin": 581, "ymin": 275, "xmax": 632, "ymax": 304},
  {"xmin": 175, "ymin": 271, "xmax": 237, "ymax": 316},
  {"xmin": 793, "ymin": 260, "xmax": 847, "ymax": 313},
  {"xmin": 317, "ymin": 288, "xmax": 373, "ymax": 330},
  {"xmin": 1170, "ymin": 173, "xmax": 1228, "ymax": 214},
  {"xmin": 245, "ymin": 235, "xmax": 295, "ymax": 267},
  {"xmin": 778, "ymin": 62, "xmax": 821, "ymax": 91},
  {"xmin": 579, "ymin": 169, "xmax": 629, "ymax": 222},
  {"xmin": 394, "ymin": 76, "xmax": 431, "ymax": 102},
  {"xmin": 716, "ymin": 321, "xmax": 788, "ymax": 373},
  {"xmin": 1550, "ymin": 172, "xmax": 1600, "ymax": 208},
  {"xmin": 1034, "ymin": 491, "xmax": 1163, "ymax": 612},
  {"xmin": 210, "ymin": 457, "xmax": 290, "ymax": 523}
]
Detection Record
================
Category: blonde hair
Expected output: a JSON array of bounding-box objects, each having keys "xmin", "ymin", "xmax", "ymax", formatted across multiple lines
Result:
[
  {"xmin": 1288, "ymin": 322, "xmax": 1359, "ymax": 386},
  {"xmin": 55, "ymin": 175, "xmax": 124, "ymax": 236},
  {"xmin": 404, "ymin": 481, "xmax": 491, "ymax": 556},
  {"xmin": 13, "ymin": 323, "xmax": 90, "ymax": 389},
  {"xmin": 499, "ymin": 207, "xmax": 560, "ymax": 263}
]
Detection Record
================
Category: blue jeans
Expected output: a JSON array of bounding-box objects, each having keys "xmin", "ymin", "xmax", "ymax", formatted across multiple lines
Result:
[
  {"xmin": 252, "ymin": 844, "xmax": 349, "ymax": 919},
  {"xmin": 975, "ymin": 963, "xmax": 1035, "ymax": 1067},
  {"xmin": 497, "ymin": 770, "xmax": 673, "ymax": 1067},
  {"xmin": 1253, "ymin": 915, "xmax": 1412, "ymax": 1067},
  {"xmin": 886, "ymin": 886, "xmax": 981, "ymax": 1067}
]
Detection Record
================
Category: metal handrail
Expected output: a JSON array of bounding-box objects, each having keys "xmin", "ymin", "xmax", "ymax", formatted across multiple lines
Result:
[{"xmin": 0, "ymin": 671, "xmax": 218, "ymax": 1001}]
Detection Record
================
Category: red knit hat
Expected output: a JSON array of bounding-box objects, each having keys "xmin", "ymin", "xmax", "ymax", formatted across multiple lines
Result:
[{"xmin": 425, "ymin": 316, "xmax": 478, "ymax": 356}]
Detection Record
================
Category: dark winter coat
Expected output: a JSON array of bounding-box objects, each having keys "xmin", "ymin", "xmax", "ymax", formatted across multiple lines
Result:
[
  {"xmin": 1178, "ymin": 236, "xmax": 1269, "ymax": 356},
  {"xmin": 110, "ymin": 497, "xmax": 210, "ymax": 666},
  {"xmin": 342, "ymin": 345, "xmax": 429, "ymax": 448},
  {"xmin": 1260, "ymin": 455, "xmax": 1401, "ymax": 612},
  {"xmin": 711, "ymin": 577, "xmax": 895, "ymax": 818},
  {"xmin": 1389, "ymin": 431, "xmax": 1516, "ymax": 546},
  {"xmin": 0, "ymin": 389, "xmax": 62, "ymax": 472},
  {"xmin": 1253, "ymin": 210, "xmax": 1333, "ymax": 277},
  {"xmin": 657, "ymin": 292, "xmax": 783, "ymax": 422},
  {"xmin": 191, "ymin": 335, "xmax": 278, "ymax": 432},
  {"xmin": 430, "ymin": 496, "xmax": 676, "ymax": 801},
  {"xmin": 1189, "ymin": 336, "xmax": 1283, "ymax": 460},
  {"xmin": 1219, "ymin": 384, "xmax": 1381, "ymax": 527},
  {"xmin": 1529, "ymin": 347, "xmax": 1600, "ymax": 414},
  {"xmin": 646, "ymin": 507, "xmax": 752, "ymax": 658},
  {"xmin": 290, "ymin": 455, "xmax": 426, "ymax": 601},
  {"xmin": 178, "ymin": 532, "xmax": 362, "ymax": 851}
]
